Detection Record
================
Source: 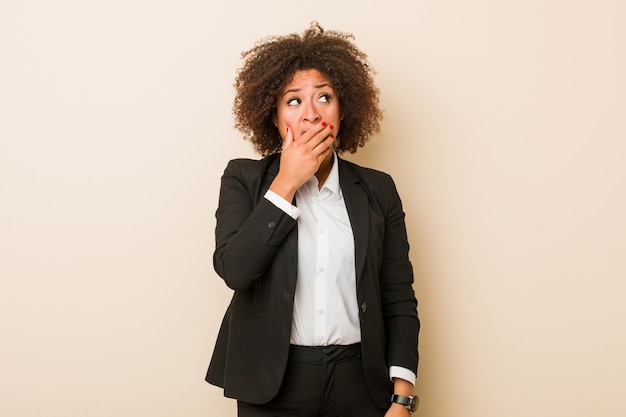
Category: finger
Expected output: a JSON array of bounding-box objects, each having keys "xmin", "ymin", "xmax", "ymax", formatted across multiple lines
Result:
[
  {"xmin": 304, "ymin": 132, "xmax": 331, "ymax": 156},
  {"xmin": 313, "ymin": 131, "xmax": 335, "ymax": 150},
  {"xmin": 300, "ymin": 122, "xmax": 329, "ymax": 145},
  {"xmin": 313, "ymin": 133, "xmax": 335, "ymax": 157},
  {"xmin": 282, "ymin": 127, "xmax": 293, "ymax": 150}
]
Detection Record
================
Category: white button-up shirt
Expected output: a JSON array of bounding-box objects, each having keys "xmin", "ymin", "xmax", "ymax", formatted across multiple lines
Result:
[
  {"xmin": 265, "ymin": 153, "xmax": 415, "ymax": 383},
  {"xmin": 265, "ymin": 153, "xmax": 359, "ymax": 346}
]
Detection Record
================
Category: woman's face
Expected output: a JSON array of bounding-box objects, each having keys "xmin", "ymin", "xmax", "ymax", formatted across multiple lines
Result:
[{"xmin": 275, "ymin": 69, "xmax": 341, "ymax": 142}]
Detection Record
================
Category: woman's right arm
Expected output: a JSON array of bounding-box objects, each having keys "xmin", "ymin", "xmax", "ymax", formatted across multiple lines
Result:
[{"xmin": 213, "ymin": 159, "xmax": 297, "ymax": 291}]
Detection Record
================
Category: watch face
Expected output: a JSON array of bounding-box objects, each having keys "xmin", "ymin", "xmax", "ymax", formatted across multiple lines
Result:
[{"xmin": 409, "ymin": 395, "xmax": 419, "ymax": 412}]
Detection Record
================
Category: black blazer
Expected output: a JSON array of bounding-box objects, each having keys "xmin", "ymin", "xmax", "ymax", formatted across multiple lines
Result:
[{"xmin": 206, "ymin": 154, "xmax": 419, "ymax": 409}]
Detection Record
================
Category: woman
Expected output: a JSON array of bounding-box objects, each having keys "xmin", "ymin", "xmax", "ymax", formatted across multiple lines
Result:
[{"xmin": 206, "ymin": 22, "xmax": 420, "ymax": 417}]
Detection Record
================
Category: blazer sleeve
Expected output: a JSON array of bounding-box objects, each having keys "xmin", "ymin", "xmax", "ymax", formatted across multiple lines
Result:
[
  {"xmin": 213, "ymin": 159, "xmax": 297, "ymax": 291},
  {"xmin": 378, "ymin": 174, "xmax": 420, "ymax": 374}
]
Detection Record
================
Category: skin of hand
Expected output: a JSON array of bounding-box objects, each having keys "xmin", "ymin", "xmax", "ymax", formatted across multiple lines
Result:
[
  {"xmin": 385, "ymin": 403, "xmax": 412, "ymax": 417},
  {"xmin": 269, "ymin": 123, "xmax": 335, "ymax": 201}
]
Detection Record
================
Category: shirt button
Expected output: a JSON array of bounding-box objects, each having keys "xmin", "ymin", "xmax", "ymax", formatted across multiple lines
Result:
[
  {"xmin": 319, "ymin": 228, "xmax": 325, "ymax": 234},
  {"xmin": 267, "ymin": 221, "xmax": 276, "ymax": 228},
  {"xmin": 361, "ymin": 302, "xmax": 367, "ymax": 313},
  {"xmin": 319, "ymin": 267, "xmax": 325, "ymax": 273},
  {"xmin": 317, "ymin": 309, "xmax": 324, "ymax": 315}
]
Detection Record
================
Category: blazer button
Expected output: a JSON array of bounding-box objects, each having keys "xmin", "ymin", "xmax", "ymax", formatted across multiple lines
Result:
[
  {"xmin": 267, "ymin": 221, "xmax": 276, "ymax": 229},
  {"xmin": 361, "ymin": 302, "xmax": 367, "ymax": 313}
]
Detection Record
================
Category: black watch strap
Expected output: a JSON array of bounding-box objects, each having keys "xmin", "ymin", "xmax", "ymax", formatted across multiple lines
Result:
[{"xmin": 391, "ymin": 394, "xmax": 418, "ymax": 413}]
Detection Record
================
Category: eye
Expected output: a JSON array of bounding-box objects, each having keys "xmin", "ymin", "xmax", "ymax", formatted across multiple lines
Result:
[
  {"xmin": 318, "ymin": 94, "xmax": 331, "ymax": 103},
  {"xmin": 287, "ymin": 98, "xmax": 301, "ymax": 106}
]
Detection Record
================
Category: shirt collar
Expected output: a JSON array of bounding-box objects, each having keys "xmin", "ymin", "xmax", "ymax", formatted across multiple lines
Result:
[{"xmin": 321, "ymin": 151, "xmax": 341, "ymax": 198}]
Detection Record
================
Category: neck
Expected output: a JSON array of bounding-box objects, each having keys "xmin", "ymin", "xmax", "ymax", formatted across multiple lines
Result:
[{"xmin": 315, "ymin": 152, "xmax": 334, "ymax": 190}]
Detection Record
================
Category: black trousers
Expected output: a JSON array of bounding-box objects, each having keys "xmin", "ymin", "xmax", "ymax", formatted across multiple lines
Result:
[{"xmin": 237, "ymin": 344, "xmax": 386, "ymax": 417}]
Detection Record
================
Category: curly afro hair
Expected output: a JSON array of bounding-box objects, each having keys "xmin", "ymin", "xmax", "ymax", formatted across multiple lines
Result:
[{"xmin": 233, "ymin": 22, "xmax": 383, "ymax": 156}]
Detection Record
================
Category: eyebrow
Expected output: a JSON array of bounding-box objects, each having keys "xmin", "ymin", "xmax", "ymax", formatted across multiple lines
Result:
[{"xmin": 281, "ymin": 83, "xmax": 332, "ymax": 97}]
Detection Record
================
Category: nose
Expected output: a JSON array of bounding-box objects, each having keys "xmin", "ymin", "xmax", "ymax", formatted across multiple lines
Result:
[{"xmin": 302, "ymin": 101, "xmax": 321, "ymax": 123}]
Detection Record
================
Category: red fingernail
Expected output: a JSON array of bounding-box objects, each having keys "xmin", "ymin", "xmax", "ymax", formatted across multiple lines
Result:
[
  {"xmin": 329, "ymin": 125, "xmax": 334, "ymax": 130},
  {"xmin": 330, "ymin": 134, "xmax": 335, "ymax": 139},
  {"xmin": 322, "ymin": 122, "xmax": 327, "ymax": 127}
]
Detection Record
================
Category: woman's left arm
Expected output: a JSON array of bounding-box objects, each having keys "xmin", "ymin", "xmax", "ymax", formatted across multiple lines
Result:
[{"xmin": 378, "ymin": 173, "xmax": 420, "ymax": 382}]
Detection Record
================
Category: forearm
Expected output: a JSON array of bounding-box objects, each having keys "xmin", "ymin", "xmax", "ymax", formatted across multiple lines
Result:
[
  {"xmin": 214, "ymin": 197, "xmax": 296, "ymax": 290},
  {"xmin": 385, "ymin": 378, "xmax": 415, "ymax": 417},
  {"xmin": 393, "ymin": 377, "xmax": 414, "ymax": 396}
]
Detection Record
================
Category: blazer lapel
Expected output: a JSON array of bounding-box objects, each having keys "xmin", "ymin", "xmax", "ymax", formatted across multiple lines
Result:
[{"xmin": 338, "ymin": 157, "xmax": 369, "ymax": 287}]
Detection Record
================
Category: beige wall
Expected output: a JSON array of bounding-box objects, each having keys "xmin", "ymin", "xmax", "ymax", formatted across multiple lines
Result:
[{"xmin": 1, "ymin": 1, "xmax": 624, "ymax": 416}]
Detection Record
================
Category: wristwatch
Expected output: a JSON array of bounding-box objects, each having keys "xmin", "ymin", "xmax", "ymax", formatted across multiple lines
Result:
[{"xmin": 391, "ymin": 394, "xmax": 419, "ymax": 413}]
